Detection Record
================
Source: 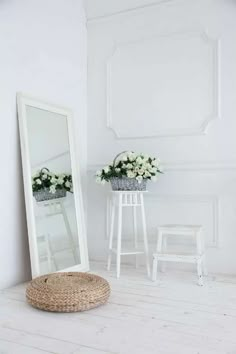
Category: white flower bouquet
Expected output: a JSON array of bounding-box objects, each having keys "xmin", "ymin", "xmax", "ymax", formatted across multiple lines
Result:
[
  {"xmin": 32, "ymin": 168, "xmax": 73, "ymax": 201},
  {"xmin": 95, "ymin": 151, "xmax": 162, "ymax": 191}
]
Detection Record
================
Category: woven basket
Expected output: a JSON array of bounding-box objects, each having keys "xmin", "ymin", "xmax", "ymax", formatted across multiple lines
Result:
[
  {"xmin": 110, "ymin": 176, "xmax": 147, "ymax": 191},
  {"xmin": 110, "ymin": 151, "xmax": 147, "ymax": 191},
  {"xmin": 26, "ymin": 272, "xmax": 110, "ymax": 312},
  {"xmin": 33, "ymin": 188, "xmax": 66, "ymax": 202}
]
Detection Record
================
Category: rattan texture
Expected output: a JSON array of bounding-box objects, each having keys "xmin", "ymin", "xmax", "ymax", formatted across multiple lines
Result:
[
  {"xmin": 26, "ymin": 272, "xmax": 110, "ymax": 312},
  {"xmin": 33, "ymin": 188, "xmax": 66, "ymax": 202},
  {"xmin": 110, "ymin": 177, "xmax": 147, "ymax": 191}
]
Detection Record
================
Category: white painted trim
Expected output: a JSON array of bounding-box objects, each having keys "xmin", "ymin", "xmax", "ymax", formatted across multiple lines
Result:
[
  {"xmin": 88, "ymin": 161, "xmax": 236, "ymax": 172},
  {"xmin": 87, "ymin": 0, "xmax": 176, "ymax": 23},
  {"xmin": 17, "ymin": 93, "xmax": 89, "ymax": 278},
  {"xmin": 106, "ymin": 31, "xmax": 220, "ymax": 139}
]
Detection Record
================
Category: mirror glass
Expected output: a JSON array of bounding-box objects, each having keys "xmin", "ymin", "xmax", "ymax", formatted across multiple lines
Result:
[
  {"xmin": 18, "ymin": 95, "xmax": 88, "ymax": 277},
  {"xmin": 27, "ymin": 106, "xmax": 80, "ymax": 274}
]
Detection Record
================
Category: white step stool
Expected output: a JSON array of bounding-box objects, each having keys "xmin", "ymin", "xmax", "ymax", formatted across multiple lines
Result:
[
  {"xmin": 107, "ymin": 191, "xmax": 150, "ymax": 278},
  {"xmin": 152, "ymin": 224, "xmax": 207, "ymax": 286}
]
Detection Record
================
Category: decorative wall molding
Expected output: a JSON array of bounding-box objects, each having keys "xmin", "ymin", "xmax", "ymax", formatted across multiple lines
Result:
[
  {"xmin": 160, "ymin": 161, "xmax": 236, "ymax": 172},
  {"xmin": 88, "ymin": 161, "xmax": 236, "ymax": 172},
  {"xmin": 106, "ymin": 31, "xmax": 220, "ymax": 139},
  {"xmin": 87, "ymin": 0, "xmax": 175, "ymax": 23},
  {"xmin": 106, "ymin": 193, "xmax": 219, "ymax": 248}
]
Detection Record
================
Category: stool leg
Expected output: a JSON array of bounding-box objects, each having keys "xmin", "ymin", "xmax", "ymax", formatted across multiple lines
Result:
[
  {"xmin": 152, "ymin": 256, "xmax": 158, "ymax": 281},
  {"xmin": 200, "ymin": 231, "xmax": 208, "ymax": 276},
  {"xmin": 107, "ymin": 199, "xmax": 115, "ymax": 271},
  {"xmin": 196, "ymin": 230, "xmax": 204, "ymax": 285},
  {"xmin": 140, "ymin": 194, "xmax": 150, "ymax": 278},
  {"xmin": 155, "ymin": 228, "xmax": 163, "ymax": 275},
  {"xmin": 202, "ymin": 254, "xmax": 208, "ymax": 276},
  {"xmin": 197, "ymin": 259, "xmax": 203, "ymax": 286},
  {"xmin": 116, "ymin": 194, "xmax": 123, "ymax": 278},
  {"xmin": 161, "ymin": 235, "xmax": 167, "ymax": 273},
  {"xmin": 133, "ymin": 206, "xmax": 138, "ymax": 269}
]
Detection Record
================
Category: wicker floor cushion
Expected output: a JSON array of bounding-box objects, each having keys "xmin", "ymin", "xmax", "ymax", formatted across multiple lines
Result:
[{"xmin": 26, "ymin": 272, "xmax": 110, "ymax": 312}]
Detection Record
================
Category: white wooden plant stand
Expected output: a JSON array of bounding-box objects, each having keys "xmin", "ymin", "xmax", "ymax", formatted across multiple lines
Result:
[
  {"xmin": 107, "ymin": 191, "xmax": 150, "ymax": 278},
  {"xmin": 152, "ymin": 225, "xmax": 207, "ymax": 286}
]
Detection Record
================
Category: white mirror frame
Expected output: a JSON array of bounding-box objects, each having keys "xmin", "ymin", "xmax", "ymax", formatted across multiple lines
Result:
[{"xmin": 17, "ymin": 93, "xmax": 89, "ymax": 278}]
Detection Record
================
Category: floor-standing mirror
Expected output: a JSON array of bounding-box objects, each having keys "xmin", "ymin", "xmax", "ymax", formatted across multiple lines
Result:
[{"xmin": 17, "ymin": 93, "xmax": 89, "ymax": 278}]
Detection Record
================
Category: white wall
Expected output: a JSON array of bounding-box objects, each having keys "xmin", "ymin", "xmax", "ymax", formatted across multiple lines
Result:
[
  {"xmin": 85, "ymin": 0, "xmax": 171, "ymax": 19},
  {"xmin": 0, "ymin": 0, "xmax": 87, "ymax": 289},
  {"xmin": 87, "ymin": 0, "xmax": 236, "ymax": 274}
]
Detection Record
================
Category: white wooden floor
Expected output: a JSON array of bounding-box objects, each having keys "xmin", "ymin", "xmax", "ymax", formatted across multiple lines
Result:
[{"xmin": 1, "ymin": 263, "xmax": 236, "ymax": 354}]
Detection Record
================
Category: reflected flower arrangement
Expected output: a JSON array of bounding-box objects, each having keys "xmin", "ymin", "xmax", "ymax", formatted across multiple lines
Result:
[{"xmin": 32, "ymin": 168, "xmax": 73, "ymax": 195}]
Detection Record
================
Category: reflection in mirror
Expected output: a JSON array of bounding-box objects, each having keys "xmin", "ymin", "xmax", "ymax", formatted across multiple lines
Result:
[
  {"xmin": 28, "ymin": 107, "xmax": 80, "ymax": 274},
  {"xmin": 17, "ymin": 95, "xmax": 88, "ymax": 277}
]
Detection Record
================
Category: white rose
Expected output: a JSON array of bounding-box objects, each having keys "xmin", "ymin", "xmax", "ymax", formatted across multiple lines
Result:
[
  {"xmin": 122, "ymin": 155, "xmax": 128, "ymax": 161},
  {"xmin": 136, "ymin": 175, "xmax": 143, "ymax": 183},
  {"xmin": 49, "ymin": 185, "xmax": 56, "ymax": 194},
  {"xmin": 138, "ymin": 169, "xmax": 145, "ymax": 175},
  {"xmin": 141, "ymin": 163, "xmax": 148, "ymax": 170},
  {"xmin": 145, "ymin": 163, "xmax": 152, "ymax": 170},
  {"xmin": 42, "ymin": 174, "xmax": 48, "ymax": 180},
  {"xmin": 36, "ymin": 179, "xmax": 42, "ymax": 185},
  {"xmin": 101, "ymin": 179, "xmax": 106, "ymax": 185},
  {"xmin": 151, "ymin": 175, "xmax": 157, "ymax": 182},
  {"xmin": 136, "ymin": 156, "xmax": 143, "ymax": 165},
  {"xmin": 127, "ymin": 171, "xmax": 135, "ymax": 178},
  {"xmin": 126, "ymin": 163, "xmax": 133, "ymax": 169},
  {"xmin": 96, "ymin": 176, "xmax": 101, "ymax": 183},
  {"xmin": 115, "ymin": 168, "xmax": 121, "ymax": 173},
  {"xmin": 51, "ymin": 177, "xmax": 57, "ymax": 184},
  {"xmin": 128, "ymin": 152, "xmax": 136, "ymax": 161},
  {"xmin": 144, "ymin": 171, "xmax": 151, "ymax": 178},
  {"xmin": 96, "ymin": 170, "xmax": 102, "ymax": 177},
  {"xmin": 149, "ymin": 167, "xmax": 157, "ymax": 173},
  {"xmin": 65, "ymin": 181, "xmax": 71, "ymax": 188},
  {"xmin": 103, "ymin": 166, "xmax": 110, "ymax": 173},
  {"xmin": 57, "ymin": 178, "xmax": 64, "ymax": 185}
]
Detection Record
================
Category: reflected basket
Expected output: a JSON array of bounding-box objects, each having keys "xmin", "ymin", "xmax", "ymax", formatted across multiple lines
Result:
[
  {"xmin": 33, "ymin": 188, "xmax": 66, "ymax": 202},
  {"xmin": 110, "ymin": 177, "xmax": 147, "ymax": 191}
]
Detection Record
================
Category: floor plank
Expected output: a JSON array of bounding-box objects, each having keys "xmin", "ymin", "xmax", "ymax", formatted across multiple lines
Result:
[{"xmin": 1, "ymin": 263, "xmax": 236, "ymax": 354}]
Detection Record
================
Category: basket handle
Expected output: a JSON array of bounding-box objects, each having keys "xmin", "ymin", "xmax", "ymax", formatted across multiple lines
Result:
[
  {"xmin": 39, "ymin": 167, "xmax": 50, "ymax": 175},
  {"xmin": 112, "ymin": 151, "xmax": 131, "ymax": 167}
]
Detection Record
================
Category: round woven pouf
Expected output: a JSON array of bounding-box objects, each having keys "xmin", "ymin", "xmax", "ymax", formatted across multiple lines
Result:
[{"xmin": 26, "ymin": 272, "xmax": 110, "ymax": 312}]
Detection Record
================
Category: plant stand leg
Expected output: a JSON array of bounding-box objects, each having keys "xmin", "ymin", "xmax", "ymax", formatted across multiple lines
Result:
[
  {"xmin": 152, "ymin": 256, "xmax": 158, "ymax": 281},
  {"xmin": 107, "ymin": 197, "xmax": 115, "ymax": 271},
  {"xmin": 140, "ymin": 194, "xmax": 150, "ymax": 278},
  {"xmin": 133, "ymin": 206, "xmax": 138, "ymax": 269},
  {"xmin": 116, "ymin": 194, "xmax": 123, "ymax": 279}
]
